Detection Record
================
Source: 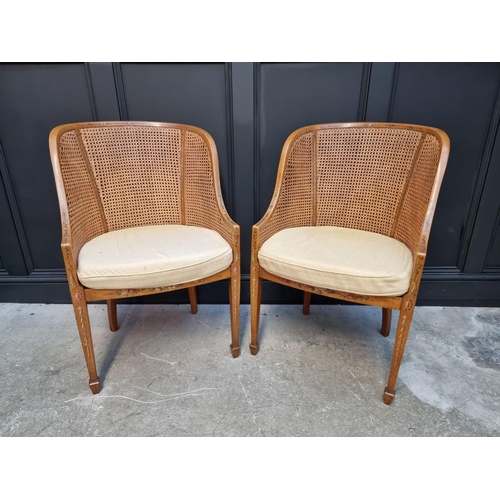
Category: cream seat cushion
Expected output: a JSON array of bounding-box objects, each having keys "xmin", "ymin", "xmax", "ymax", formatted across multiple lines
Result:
[
  {"xmin": 77, "ymin": 225, "xmax": 233, "ymax": 289},
  {"xmin": 258, "ymin": 226, "xmax": 413, "ymax": 296}
]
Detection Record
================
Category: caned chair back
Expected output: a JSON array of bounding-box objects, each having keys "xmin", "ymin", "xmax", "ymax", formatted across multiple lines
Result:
[
  {"xmin": 260, "ymin": 123, "xmax": 447, "ymax": 258},
  {"xmin": 52, "ymin": 122, "xmax": 233, "ymax": 262}
]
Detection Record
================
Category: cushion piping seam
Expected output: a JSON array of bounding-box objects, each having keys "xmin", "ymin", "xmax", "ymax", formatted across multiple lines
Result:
[
  {"xmin": 258, "ymin": 254, "xmax": 412, "ymax": 280},
  {"xmin": 78, "ymin": 248, "xmax": 232, "ymax": 280}
]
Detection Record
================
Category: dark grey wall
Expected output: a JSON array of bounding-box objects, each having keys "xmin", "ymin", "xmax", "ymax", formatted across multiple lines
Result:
[{"xmin": 1, "ymin": 62, "xmax": 499, "ymax": 305}]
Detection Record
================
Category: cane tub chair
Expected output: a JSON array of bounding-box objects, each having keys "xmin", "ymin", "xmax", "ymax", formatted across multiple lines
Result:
[
  {"xmin": 49, "ymin": 121, "xmax": 241, "ymax": 394},
  {"xmin": 250, "ymin": 122, "xmax": 450, "ymax": 404}
]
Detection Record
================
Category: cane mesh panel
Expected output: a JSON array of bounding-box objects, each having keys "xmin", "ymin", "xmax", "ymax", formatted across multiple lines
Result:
[
  {"xmin": 394, "ymin": 133, "xmax": 442, "ymax": 252},
  {"xmin": 260, "ymin": 132, "xmax": 314, "ymax": 244},
  {"xmin": 58, "ymin": 130, "xmax": 105, "ymax": 258},
  {"xmin": 184, "ymin": 130, "xmax": 233, "ymax": 244},
  {"xmin": 79, "ymin": 125, "xmax": 182, "ymax": 231},
  {"xmin": 316, "ymin": 127, "xmax": 422, "ymax": 236}
]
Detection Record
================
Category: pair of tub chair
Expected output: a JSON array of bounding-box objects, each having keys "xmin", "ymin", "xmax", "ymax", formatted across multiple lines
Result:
[{"xmin": 49, "ymin": 121, "xmax": 449, "ymax": 404}]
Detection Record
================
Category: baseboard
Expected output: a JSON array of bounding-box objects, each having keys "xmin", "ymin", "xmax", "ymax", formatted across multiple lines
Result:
[{"xmin": 1, "ymin": 273, "xmax": 499, "ymax": 307}]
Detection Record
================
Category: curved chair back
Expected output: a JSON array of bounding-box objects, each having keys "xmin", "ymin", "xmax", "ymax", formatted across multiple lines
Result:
[
  {"xmin": 50, "ymin": 122, "xmax": 233, "ymax": 260},
  {"xmin": 261, "ymin": 123, "xmax": 449, "ymax": 258}
]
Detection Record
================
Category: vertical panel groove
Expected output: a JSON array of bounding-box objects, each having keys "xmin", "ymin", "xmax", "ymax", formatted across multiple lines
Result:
[
  {"xmin": 458, "ymin": 79, "xmax": 500, "ymax": 270},
  {"xmin": 0, "ymin": 140, "xmax": 34, "ymax": 273},
  {"xmin": 0, "ymin": 252, "xmax": 7, "ymax": 274},
  {"xmin": 253, "ymin": 62, "xmax": 261, "ymax": 222},
  {"xmin": 84, "ymin": 63, "xmax": 98, "ymax": 121},
  {"xmin": 387, "ymin": 63, "xmax": 400, "ymax": 122},
  {"xmin": 357, "ymin": 63, "xmax": 372, "ymax": 121},
  {"xmin": 224, "ymin": 62, "xmax": 236, "ymax": 215},
  {"xmin": 112, "ymin": 63, "xmax": 129, "ymax": 120},
  {"xmin": 483, "ymin": 203, "xmax": 500, "ymax": 271}
]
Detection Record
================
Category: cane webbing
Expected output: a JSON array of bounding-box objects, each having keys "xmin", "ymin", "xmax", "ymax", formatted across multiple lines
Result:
[
  {"xmin": 394, "ymin": 133, "xmax": 441, "ymax": 253},
  {"xmin": 260, "ymin": 132, "xmax": 314, "ymax": 243},
  {"xmin": 184, "ymin": 130, "xmax": 233, "ymax": 244},
  {"xmin": 58, "ymin": 130, "xmax": 105, "ymax": 260},
  {"xmin": 56, "ymin": 123, "xmax": 235, "ymax": 257},
  {"xmin": 259, "ymin": 125, "xmax": 443, "ymax": 256},
  {"xmin": 79, "ymin": 126, "xmax": 182, "ymax": 231},
  {"xmin": 316, "ymin": 127, "xmax": 422, "ymax": 235}
]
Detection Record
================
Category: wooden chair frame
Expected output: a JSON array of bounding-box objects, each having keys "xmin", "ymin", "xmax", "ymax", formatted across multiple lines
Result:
[
  {"xmin": 49, "ymin": 121, "xmax": 241, "ymax": 394},
  {"xmin": 250, "ymin": 122, "xmax": 450, "ymax": 404}
]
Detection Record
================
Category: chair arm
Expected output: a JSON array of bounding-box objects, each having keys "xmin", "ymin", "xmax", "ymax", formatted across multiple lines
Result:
[
  {"xmin": 182, "ymin": 126, "xmax": 240, "ymax": 261},
  {"xmin": 252, "ymin": 182, "xmax": 313, "ymax": 269},
  {"xmin": 193, "ymin": 196, "xmax": 241, "ymax": 257},
  {"xmin": 49, "ymin": 125, "xmax": 107, "ymax": 278}
]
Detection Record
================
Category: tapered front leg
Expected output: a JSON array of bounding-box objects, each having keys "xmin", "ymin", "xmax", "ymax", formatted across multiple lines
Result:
[
  {"xmin": 229, "ymin": 265, "xmax": 241, "ymax": 358},
  {"xmin": 188, "ymin": 287, "xmax": 198, "ymax": 315},
  {"xmin": 383, "ymin": 299, "xmax": 415, "ymax": 405},
  {"xmin": 107, "ymin": 299, "xmax": 119, "ymax": 332},
  {"xmin": 250, "ymin": 264, "xmax": 262, "ymax": 356},
  {"xmin": 381, "ymin": 308, "xmax": 392, "ymax": 337},
  {"xmin": 71, "ymin": 290, "xmax": 100, "ymax": 394},
  {"xmin": 303, "ymin": 292, "xmax": 311, "ymax": 315}
]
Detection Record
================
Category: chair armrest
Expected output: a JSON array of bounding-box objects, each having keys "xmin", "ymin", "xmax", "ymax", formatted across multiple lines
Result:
[
  {"xmin": 196, "ymin": 188, "xmax": 240, "ymax": 257},
  {"xmin": 182, "ymin": 127, "xmax": 240, "ymax": 262},
  {"xmin": 252, "ymin": 189, "xmax": 284, "ymax": 250},
  {"xmin": 49, "ymin": 126, "xmax": 107, "ymax": 278},
  {"xmin": 393, "ymin": 129, "xmax": 450, "ymax": 260},
  {"xmin": 252, "ymin": 127, "xmax": 316, "ymax": 253}
]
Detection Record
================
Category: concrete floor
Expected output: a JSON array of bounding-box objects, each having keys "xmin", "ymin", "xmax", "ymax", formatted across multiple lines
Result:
[{"xmin": 0, "ymin": 302, "xmax": 499, "ymax": 436}]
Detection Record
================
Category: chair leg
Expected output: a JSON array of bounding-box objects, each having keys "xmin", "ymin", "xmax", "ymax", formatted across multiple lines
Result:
[
  {"xmin": 303, "ymin": 291, "xmax": 311, "ymax": 315},
  {"xmin": 250, "ymin": 268, "xmax": 262, "ymax": 355},
  {"xmin": 188, "ymin": 286, "xmax": 198, "ymax": 315},
  {"xmin": 383, "ymin": 303, "xmax": 415, "ymax": 405},
  {"xmin": 229, "ymin": 266, "xmax": 241, "ymax": 358},
  {"xmin": 107, "ymin": 299, "xmax": 119, "ymax": 332},
  {"xmin": 380, "ymin": 308, "xmax": 392, "ymax": 337},
  {"xmin": 71, "ymin": 293, "xmax": 100, "ymax": 394}
]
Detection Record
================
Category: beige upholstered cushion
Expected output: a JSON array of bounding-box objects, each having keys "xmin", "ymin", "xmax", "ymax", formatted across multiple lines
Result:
[
  {"xmin": 258, "ymin": 226, "xmax": 413, "ymax": 296},
  {"xmin": 78, "ymin": 225, "xmax": 233, "ymax": 289}
]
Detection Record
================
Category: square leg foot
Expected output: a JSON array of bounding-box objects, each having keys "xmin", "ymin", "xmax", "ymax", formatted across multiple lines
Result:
[
  {"xmin": 89, "ymin": 379, "xmax": 100, "ymax": 394},
  {"xmin": 383, "ymin": 388, "xmax": 395, "ymax": 405}
]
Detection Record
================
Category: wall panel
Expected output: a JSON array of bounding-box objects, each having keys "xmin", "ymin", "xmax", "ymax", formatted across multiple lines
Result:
[
  {"xmin": 0, "ymin": 62, "xmax": 499, "ymax": 305},
  {"xmin": 0, "ymin": 63, "xmax": 96, "ymax": 272}
]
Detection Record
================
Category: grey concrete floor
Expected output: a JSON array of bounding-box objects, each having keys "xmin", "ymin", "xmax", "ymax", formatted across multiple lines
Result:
[{"xmin": 0, "ymin": 302, "xmax": 499, "ymax": 436}]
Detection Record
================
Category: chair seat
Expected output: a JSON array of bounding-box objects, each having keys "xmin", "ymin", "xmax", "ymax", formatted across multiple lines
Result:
[
  {"xmin": 77, "ymin": 225, "xmax": 233, "ymax": 289},
  {"xmin": 258, "ymin": 226, "xmax": 413, "ymax": 296}
]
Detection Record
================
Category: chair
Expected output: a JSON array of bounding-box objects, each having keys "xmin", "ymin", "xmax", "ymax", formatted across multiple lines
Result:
[
  {"xmin": 49, "ymin": 121, "xmax": 241, "ymax": 394},
  {"xmin": 250, "ymin": 122, "xmax": 450, "ymax": 404}
]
